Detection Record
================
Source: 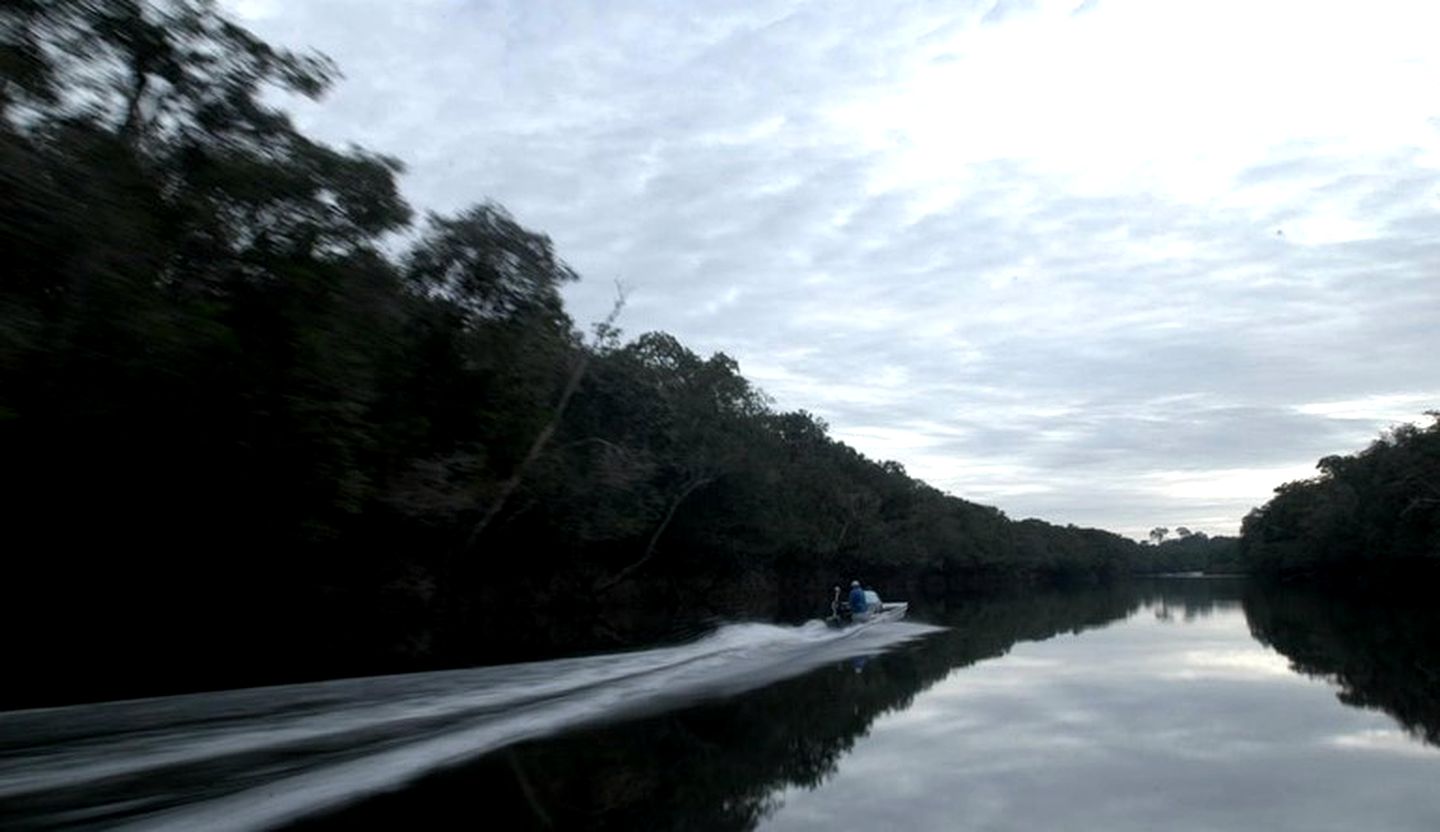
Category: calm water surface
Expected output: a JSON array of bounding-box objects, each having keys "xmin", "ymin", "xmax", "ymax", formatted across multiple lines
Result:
[{"xmin": 766, "ymin": 580, "xmax": 1440, "ymax": 831}]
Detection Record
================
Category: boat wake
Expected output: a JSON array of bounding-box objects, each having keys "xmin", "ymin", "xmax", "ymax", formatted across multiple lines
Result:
[{"xmin": 0, "ymin": 618, "xmax": 939, "ymax": 830}]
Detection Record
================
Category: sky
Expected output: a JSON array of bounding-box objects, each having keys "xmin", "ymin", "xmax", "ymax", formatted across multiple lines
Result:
[{"xmin": 227, "ymin": 0, "xmax": 1440, "ymax": 539}]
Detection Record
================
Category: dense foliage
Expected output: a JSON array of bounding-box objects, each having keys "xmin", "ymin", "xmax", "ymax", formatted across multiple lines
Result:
[
  {"xmin": 1, "ymin": 2, "xmax": 1229, "ymax": 705},
  {"xmin": 1240, "ymin": 416, "xmax": 1440, "ymax": 578}
]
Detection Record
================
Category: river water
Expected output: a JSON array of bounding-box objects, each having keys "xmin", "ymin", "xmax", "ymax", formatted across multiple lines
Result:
[{"xmin": 3, "ymin": 578, "xmax": 1437, "ymax": 830}]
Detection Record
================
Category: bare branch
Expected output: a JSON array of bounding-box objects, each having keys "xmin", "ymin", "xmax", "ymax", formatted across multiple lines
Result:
[
  {"xmin": 595, "ymin": 475, "xmax": 713, "ymax": 593},
  {"xmin": 462, "ymin": 284, "xmax": 627, "ymax": 552}
]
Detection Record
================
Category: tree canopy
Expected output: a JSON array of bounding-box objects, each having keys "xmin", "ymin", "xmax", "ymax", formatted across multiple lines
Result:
[
  {"xmin": 2, "ymin": 1, "xmax": 1211, "ymax": 707},
  {"xmin": 1240, "ymin": 415, "xmax": 1440, "ymax": 578}
]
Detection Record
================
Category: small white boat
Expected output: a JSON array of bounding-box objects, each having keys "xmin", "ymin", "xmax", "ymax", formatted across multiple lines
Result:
[{"xmin": 827, "ymin": 587, "xmax": 908, "ymax": 628}]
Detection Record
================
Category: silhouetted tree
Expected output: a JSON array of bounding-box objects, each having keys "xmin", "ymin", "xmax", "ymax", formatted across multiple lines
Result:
[{"xmin": 1240, "ymin": 414, "xmax": 1440, "ymax": 578}]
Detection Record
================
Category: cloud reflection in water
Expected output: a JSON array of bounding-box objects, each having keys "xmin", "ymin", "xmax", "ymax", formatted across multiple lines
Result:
[{"xmin": 763, "ymin": 598, "xmax": 1440, "ymax": 832}]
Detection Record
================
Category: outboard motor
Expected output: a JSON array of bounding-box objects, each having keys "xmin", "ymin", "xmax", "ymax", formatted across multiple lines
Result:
[{"xmin": 827, "ymin": 586, "xmax": 854, "ymax": 627}]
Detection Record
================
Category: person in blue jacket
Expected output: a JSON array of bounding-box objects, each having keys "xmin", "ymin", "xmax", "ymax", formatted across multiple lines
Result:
[{"xmin": 848, "ymin": 580, "xmax": 868, "ymax": 617}]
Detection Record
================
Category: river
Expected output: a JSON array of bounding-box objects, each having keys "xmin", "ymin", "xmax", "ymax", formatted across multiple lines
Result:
[{"xmin": 3, "ymin": 578, "xmax": 1438, "ymax": 830}]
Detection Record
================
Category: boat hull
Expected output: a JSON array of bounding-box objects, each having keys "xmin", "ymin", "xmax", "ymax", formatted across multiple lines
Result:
[{"xmin": 827, "ymin": 601, "xmax": 908, "ymax": 628}]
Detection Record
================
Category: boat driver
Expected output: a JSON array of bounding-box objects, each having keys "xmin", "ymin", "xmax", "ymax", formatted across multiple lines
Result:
[{"xmin": 848, "ymin": 580, "xmax": 868, "ymax": 618}]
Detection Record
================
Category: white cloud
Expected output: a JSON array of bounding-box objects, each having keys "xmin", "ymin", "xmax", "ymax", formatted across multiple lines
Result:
[
  {"xmin": 1295, "ymin": 393, "xmax": 1440, "ymax": 424},
  {"xmin": 1328, "ymin": 729, "xmax": 1440, "ymax": 758}
]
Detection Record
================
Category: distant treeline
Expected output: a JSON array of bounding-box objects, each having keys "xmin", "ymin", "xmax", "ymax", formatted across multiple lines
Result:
[
  {"xmin": 1, "ymin": 2, "xmax": 1217, "ymax": 705},
  {"xmin": 1133, "ymin": 532, "xmax": 1241, "ymax": 575},
  {"xmin": 1240, "ymin": 416, "xmax": 1440, "ymax": 579}
]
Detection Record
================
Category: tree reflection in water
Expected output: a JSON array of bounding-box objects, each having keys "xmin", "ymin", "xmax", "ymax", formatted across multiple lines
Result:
[
  {"xmin": 295, "ymin": 578, "xmax": 1440, "ymax": 830},
  {"xmin": 1244, "ymin": 582, "xmax": 1440, "ymax": 748}
]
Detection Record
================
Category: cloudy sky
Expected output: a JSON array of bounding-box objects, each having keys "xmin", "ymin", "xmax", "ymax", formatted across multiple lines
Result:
[{"xmin": 228, "ymin": 0, "xmax": 1440, "ymax": 539}]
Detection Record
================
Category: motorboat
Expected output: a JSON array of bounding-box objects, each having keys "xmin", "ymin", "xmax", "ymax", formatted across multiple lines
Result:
[{"xmin": 826, "ymin": 586, "xmax": 908, "ymax": 628}]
